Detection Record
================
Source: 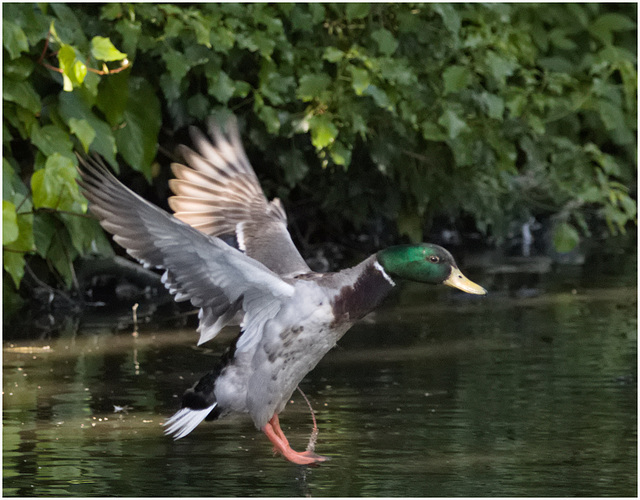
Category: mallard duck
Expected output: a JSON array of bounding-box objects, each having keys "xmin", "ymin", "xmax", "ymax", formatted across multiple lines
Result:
[{"xmin": 78, "ymin": 117, "xmax": 486, "ymax": 465}]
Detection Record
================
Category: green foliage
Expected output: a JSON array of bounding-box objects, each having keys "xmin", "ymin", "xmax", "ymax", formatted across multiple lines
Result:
[{"xmin": 2, "ymin": 3, "xmax": 637, "ymax": 303}]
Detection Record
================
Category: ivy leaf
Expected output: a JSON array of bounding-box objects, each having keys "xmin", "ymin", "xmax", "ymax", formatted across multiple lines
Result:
[
  {"xmin": 297, "ymin": 73, "xmax": 331, "ymax": 101},
  {"xmin": 33, "ymin": 212, "xmax": 58, "ymax": 258},
  {"xmin": 3, "ymin": 200, "xmax": 19, "ymax": 245},
  {"xmin": 3, "ymin": 20, "xmax": 29, "ymax": 60},
  {"xmin": 31, "ymin": 153, "xmax": 80, "ymax": 211},
  {"xmin": 349, "ymin": 67, "xmax": 370, "ymax": 96},
  {"xmin": 329, "ymin": 140, "xmax": 352, "ymax": 167},
  {"xmin": 91, "ymin": 36, "xmax": 127, "ymax": 62},
  {"xmin": 323, "ymin": 46, "xmax": 344, "ymax": 63},
  {"xmin": 57, "ymin": 44, "xmax": 87, "ymax": 91},
  {"xmin": 96, "ymin": 70, "xmax": 130, "ymax": 126},
  {"xmin": 345, "ymin": 3, "xmax": 370, "ymax": 20},
  {"xmin": 187, "ymin": 93, "xmax": 210, "ymax": 121},
  {"xmin": 443, "ymin": 65, "xmax": 472, "ymax": 94},
  {"xmin": 484, "ymin": 51, "xmax": 517, "ymax": 87},
  {"xmin": 364, "ymin": 85, "xmax": 393, "ymax": 110},
  {"xmin": 438, "ymin": 109, "xmax": 468, "ymax": 139},
  {"xmin": 371, "ymin": 28, "xmax": 398, "ymax": 56},
  {"xmin": 482, "ymin": 92, "xmax": 505, "ymax": 120},
  {"xmin": 3, "ymin": 250, "xmax": 26, "ymax": 289},
  {"xmin": 5, "ymin": 56, "xmax": 34, "ymax": 81},
  {"xmin": 433, "ymin": 3, "xmax": 461, "ymax": 34},
  {"xmin": 3, "ymin": 78, "xmax": 41, "ymax": 114},
  {"xmin": 68, "ymin": 118, "xmax": 96, "ymax": 152},
  {"xmin": 309, "ymin": 115, "xmax": 338, "ymax": 149},
  {"xmin": 590, "ymin": 13, "xmax": 636, "ymax": 46},
  {"xmin": 162, "ymin": 48, "xmax": 192, "ymax": 81},
  {"xmin": 259, "ymin": 68, "xmax": 295, "ymax": 106},
  {"xmin": 553, "ymin": 221, "xmax": 580, "ymax": 253},
  {"xmin": 208, "ymin": 70, "xmax": 235, "ymax": 104},
  {"xmin": 3, "ymin": 210, "xmax": 34, "ymax": 253},
  {"xmin": 114, "ymin": 77, "xmax": 161, "ymax": 179},
  {"xmin": 257, "ymin": 104, "xmax": 280, "ymax": 134},
  {"xmin": 60, "ymin": 212, "xmax": 113, "ymax": 256},
  {"xmin": 46, "ymin": 227, "xmax": 77, "ymax": 287},
  {"xmin": 30, "ymin": 124, "xmax": 74, "ymax": 158},
  {"xmin": 59, "ymin": 91, "xmax": 117, "ymax": 167},
  {"xmin": 421, "ymin": 121, "xmax": 447, "ymax": 142}
]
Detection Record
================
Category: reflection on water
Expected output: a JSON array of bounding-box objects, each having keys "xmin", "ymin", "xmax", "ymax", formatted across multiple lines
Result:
[{"xmin": 3, "ymin": 267, "xmax": 637, "ymax": 496}]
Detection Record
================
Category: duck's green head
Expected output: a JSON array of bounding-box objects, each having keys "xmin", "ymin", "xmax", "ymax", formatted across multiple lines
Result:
[{"xmin": 377, "ymin": 244, "xmax": 486, "ymax": 294}]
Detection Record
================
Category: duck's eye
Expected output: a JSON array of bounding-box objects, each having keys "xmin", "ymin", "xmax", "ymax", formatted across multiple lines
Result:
[{"xmin": 429, "ymin": 256, "xmax": 440, "ymax": 263}]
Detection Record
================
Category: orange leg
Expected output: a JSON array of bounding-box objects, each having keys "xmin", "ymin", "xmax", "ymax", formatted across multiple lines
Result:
[
  {"xmin": 262, "ymin": 414, "xmax": 329, "ymax": 465},
  {"xmin": 270, "ymin": 414, "xmax": 290, "ymax": 448}
]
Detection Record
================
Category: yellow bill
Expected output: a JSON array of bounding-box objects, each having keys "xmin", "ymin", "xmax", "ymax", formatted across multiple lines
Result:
[{"xmin": 443, "ymin": 268, "xmax": 487, "ymax": 295}]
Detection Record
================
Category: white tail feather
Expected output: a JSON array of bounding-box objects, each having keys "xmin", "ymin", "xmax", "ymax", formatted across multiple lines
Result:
[{"xmin": 164, "ymin": 404, "xmax": 216, "ymax": 440}]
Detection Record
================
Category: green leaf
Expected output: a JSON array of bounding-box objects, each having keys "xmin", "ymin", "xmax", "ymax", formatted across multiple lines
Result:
[
  {"xmin": 443, "ymin": 65, "xmax": 472, "ymax": 95},
  {"xmin": 46, "ymin": 227, "xmax": 77, "ymax": 287},
  {"xmin": 3, "ymin": 200, "xmax": 19, "ymax": 245},
  {"xmin": 33, "ymin": 212, "xmax": 58, "ymax": 258},
  {"xmin": 57, "ymin": 44, "xmax": 87, "ymax": 91},
  {"xmin": 421, "ymin": 121, "xmax": 447, "ymax": 142},
  {"xmin": 553, "ymin": 222, "xmax": 580, "ymax": 253},
  {"xmin": 3, "ymin": 158, "xmax": 30, "ymax": 207},
  {"xmin": 3, "ymin": 250, "xmax": 26, "ymax": 288},
  {"xmin": 597, "ymin": 98, "xmax": 625, "ymax": 131},
  {"xmin": 31, "ymin": 153, "xmax": 80, "ymax": 211},
  {"xmin": 68, "ymin": 118, "xmax": 95, "ymax": 152},
  {"xmin": 4, "ymin": 56, "xmax": 34, "ymax": 81},
  {"xmin": 590, "ymin": 13, "xmax": 636, "ymax": 46},
  {"xmin": 30, "ymin": 124, "xmax": 74, "ymax": 158},
  {"xmin": 297, "ymin": 73, "xmax": 331, "ymax": 101},
  {"xmin": 257, "ymin": 105, "xmax": 280, "ymax": 134},
  {"xmin": 210, "ymin": 26, "xmax": 235, "ymax": 52},
  {"xmin": 278, "ymin": 148, "xmax": 308, "ymax": 187},
  {"xmin": 91, "ymin": 36, "xmax": 127, "ymax": 62},
  {"xmin": 162, "ymin": 48, "xmax": 192, "ymax": 81},
  {"xmin": 208, "ymin": 70, "xmax": 235, "ymax": 104},
  {"xmin": 323, "ymin": 46, "xmax": 344, "ymax": 63},
  {"xmin": 309, "ymin": 115, "xmax": 338, "ymax": 149},
  {"xmin": 49, "ymin": 4, "xmax": 87, "ymax": 46},
  {"xmin": 345, "ymin": 3, "xmax": 370, "ymax": 20},
  {"xmin": 187, "ymin": 94, "xmax": 210, "ymax": 122},
  {"xmin": 59, "ymin": 212, "xmax": 108, "ymax": 255},
  {"xmin": 115, "ymin": 18, "xmax": 142, "ymax": 58},
  {"xmin": 259, "ymin": 68, "xmax": 295, "ymax": 106},
  {"xmin": 364, "ymin": 85, "xmax": 393, "ymax": 110},
  {"xmin": 3, "ymin": 78, "xmax": 41, "ymax": 114},
  {"xmin": 3, "ymin": 20, "xmax": 29, "ymax": 60},
  {"xmin": 371, "ymin": 28, "xmax": 398, "ymax": 56},
  {"xmin": 438, "ymin": 109, "xmax": 468, "ymax": 139},
  {"xmin": 482, "ymin": 92, "xmax": 505, "ymax": 120},
  {"xmin": 96, "ymin": 70, "xmax": 130, "ymax": 126},
  {"xmin": 433, "ymin": 4, "xmax": 461, "ymax": 34},
  {"xmin": 59, "ymin": 92, "xmax": 117, "ymax": 167},
  {"xmin": 329, "ymin": 141, "xmax": 352, "ymax": 167},
  {"xmin": 484, "ymin": 51, "xmax": 517, "ymax": 87},
  {"xmin": 349, "ymin": 67, "xmax": 370, "ymax": 96},
  {"xmin": 4, "ymin": 210, "xmax": 33, "ymax": 253},
  {"xmin": 114, "ymin": 77, "xmax": 161, "ymax": 178}
]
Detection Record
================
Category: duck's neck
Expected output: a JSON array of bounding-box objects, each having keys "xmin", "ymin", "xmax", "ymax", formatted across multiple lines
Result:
[{"xmin": 331, "ymin": 255, "xmax": 396, "ymax": 324}]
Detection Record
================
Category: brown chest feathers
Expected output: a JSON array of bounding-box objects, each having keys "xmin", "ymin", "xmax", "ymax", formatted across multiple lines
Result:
[{"xmin": 330, "ymin": 261, "xmax": 395, "ymax": 325}]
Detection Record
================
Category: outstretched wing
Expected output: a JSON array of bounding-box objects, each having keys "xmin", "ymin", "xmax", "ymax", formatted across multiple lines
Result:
[
  {"xmin": 168, "ymin": 117, "xmax": 311, "ymax": 278},
  {"xmin": 77, "ymin": 156, "xmax": 295, "ymax": 346}
]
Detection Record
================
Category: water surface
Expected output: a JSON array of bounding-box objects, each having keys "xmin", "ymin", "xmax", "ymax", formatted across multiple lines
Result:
[{"xmin": 3, "ymin": 258, "xmax": 637, "ymax": 496}]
